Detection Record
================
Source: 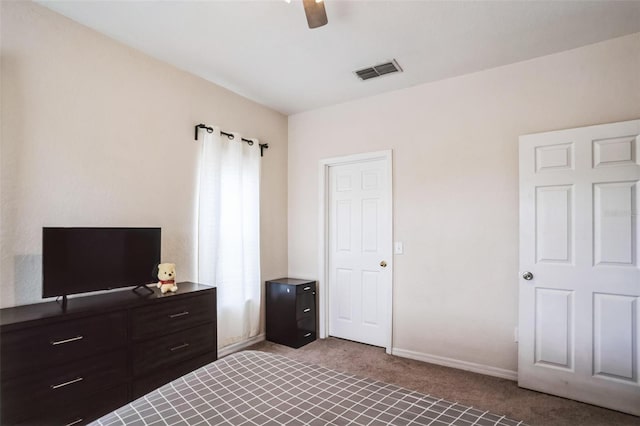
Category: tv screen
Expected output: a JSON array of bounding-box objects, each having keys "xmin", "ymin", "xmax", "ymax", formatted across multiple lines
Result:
[{"xmin": 43, "ymin": 227, "xmax": 161, "ymax": 298}]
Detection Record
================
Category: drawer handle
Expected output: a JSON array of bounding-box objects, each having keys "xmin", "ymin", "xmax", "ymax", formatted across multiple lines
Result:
[
  {"xmin": 51, "ymin": 377, "xmax": 83, "ymax": 390},
  {"xmin": 169, "ymin": 343, "xmax": 189, "ymax": 352},
  {"xmin": 303, "ymin": 286, "xmax": 312, "ymax": 291},
  {"xmin": 168, "ymin": 311, "xmax": 190, "ymax": 319},
  {"xmin": 303, "ymin": 308, "xmax": 311, "ymax": 313},
  {"xmin": 65, "ymin": 418, "xmax": 84, "ymax": 426},
  {"xmin": 304, "ymin": 332, "xmax": 312, "ymax": 338},
  {"xmin": 50, "ymin": 335, "xmax": 83, "ymax": 345}
]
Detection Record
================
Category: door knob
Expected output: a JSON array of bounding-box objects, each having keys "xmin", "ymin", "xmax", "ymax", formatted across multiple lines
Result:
[
  {"xmin": 522, "ymin": 271, "xmax": 534, "ymax": 281},
  {"xmin": 380, "ymin": 261, "xmax": 387, "ymax": 268}
]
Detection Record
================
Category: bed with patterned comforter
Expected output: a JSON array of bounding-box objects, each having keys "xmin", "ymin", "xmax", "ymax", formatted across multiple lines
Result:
[{"xmin": 91, "ymin": 350, "xmax": 526, "ymax": 426}]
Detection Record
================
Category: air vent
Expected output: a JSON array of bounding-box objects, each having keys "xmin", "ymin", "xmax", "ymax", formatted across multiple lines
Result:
[{"xmin": 354, "ymin": 59, "xmax": 402, "ymax": 81}]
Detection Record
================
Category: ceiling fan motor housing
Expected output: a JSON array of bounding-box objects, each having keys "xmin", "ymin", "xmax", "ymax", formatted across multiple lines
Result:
[{"xmin": 303, "ymin": 0, "xmax": 328, "ymax": 29}]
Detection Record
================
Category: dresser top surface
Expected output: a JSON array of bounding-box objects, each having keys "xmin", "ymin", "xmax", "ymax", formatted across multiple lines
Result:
[
  {"xmin": 0, "ymin": 282, "xmax": 215, "ymax": 330},
  {"xmin": 267, "ymin": 278, "xmax": 315, "ymax": 286}
]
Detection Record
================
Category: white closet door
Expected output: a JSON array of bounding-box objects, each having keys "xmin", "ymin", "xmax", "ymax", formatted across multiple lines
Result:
[{"xmin": 519, "ymin": 119, "xmax": 640, "ymax": 415}]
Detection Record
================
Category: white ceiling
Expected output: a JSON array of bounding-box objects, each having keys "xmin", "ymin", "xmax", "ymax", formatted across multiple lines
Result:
[{"xmin": 38, "ymin": 1, "xmax": 640, "ymax": 115}]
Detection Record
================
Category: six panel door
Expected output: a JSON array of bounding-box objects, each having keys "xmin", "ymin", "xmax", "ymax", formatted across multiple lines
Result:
[
  {"xmin": 518, "ymin": 119, "xmax": 640, "ymax": 415},
  {"xmin": 328, "ymin": 158, "xmax": 391, "ymax": 348}
]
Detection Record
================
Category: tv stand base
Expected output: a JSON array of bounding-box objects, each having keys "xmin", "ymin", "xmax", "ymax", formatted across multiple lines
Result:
[
  {"xmin": 57, "ymin": 295, "xmax": 68, "ymax": 311},
  {"xmin": 132, "ymin": 284, "xmax": 154, "ymax": 295}
]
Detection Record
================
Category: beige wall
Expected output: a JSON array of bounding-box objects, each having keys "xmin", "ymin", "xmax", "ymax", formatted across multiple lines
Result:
[
  {"xmin": 3, "ymin": 0, "xmax": 639, "ymax": 374},
  {"xmin": 288, "ymin": 33, "xmax": 640, "ymax": 372},
  {"xmin": 0, "ymin": 1, "xmax": 288, "ymax": 311}
]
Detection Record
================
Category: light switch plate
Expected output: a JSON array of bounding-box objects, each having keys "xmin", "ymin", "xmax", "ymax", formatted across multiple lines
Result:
[{"xmin": 394, "ymin": 242, "xmax": 403, "ymax": 255}]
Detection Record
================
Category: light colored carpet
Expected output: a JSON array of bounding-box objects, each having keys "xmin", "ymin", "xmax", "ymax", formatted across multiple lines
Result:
[{"xmin": 247, "ymin": 337, "xmax": 639, "ymax": 426}]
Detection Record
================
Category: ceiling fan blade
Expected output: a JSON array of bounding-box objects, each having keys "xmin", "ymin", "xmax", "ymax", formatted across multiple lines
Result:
[{"xmin": 302, "ymin": 0, "xmax": 328, "ymax": 29}]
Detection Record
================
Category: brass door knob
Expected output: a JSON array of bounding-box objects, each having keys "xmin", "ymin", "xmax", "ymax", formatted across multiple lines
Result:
[{"xmin": 380, "ymin": 260, "xmax": 387, "ymax": 268}]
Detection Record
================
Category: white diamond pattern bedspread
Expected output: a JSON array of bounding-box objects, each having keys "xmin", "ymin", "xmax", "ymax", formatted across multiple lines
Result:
[{"xmin": 91, "ymin": 351, "xmax": 527, "ymax": 426}]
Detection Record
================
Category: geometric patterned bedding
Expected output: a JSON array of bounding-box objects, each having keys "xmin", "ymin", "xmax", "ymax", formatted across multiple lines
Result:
[{"xmin": 91, "ymin": 351, "xmax": 527, "ymax": 426}]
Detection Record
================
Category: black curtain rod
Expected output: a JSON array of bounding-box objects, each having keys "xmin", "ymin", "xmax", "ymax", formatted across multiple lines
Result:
[{"xmin": 194, "ymin": 123, "xmax": 269, "ymax": 157}]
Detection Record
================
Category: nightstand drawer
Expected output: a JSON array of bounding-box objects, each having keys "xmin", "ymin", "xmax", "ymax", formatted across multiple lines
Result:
[
  {"xmin": 295, "ymin": 292, "xmax": 315, "ymax": 319},
  {"xmin": 133, "ymin": 323, "xmax": 216, "ymax": 375},
  {"xmin": 296, "ymin": 329, "xmax": 316, "ymax": 344},
  {"xmin": 1, "ymin": 350, "xmax": 127, "ymax": 424},
  {"xmin": 296, "ymin": 282, "xmax": 315, "ymax": 294},
  {"xmin": 131, "ymin": 292, "xmax": 214, "ymax": 340},
  {"xmin": 1, "ymin": 312, "xmax": 126, "ymax": 379}
]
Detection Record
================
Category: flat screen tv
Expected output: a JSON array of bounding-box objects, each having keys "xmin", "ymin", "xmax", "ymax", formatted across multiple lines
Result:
[{"xmin": 43, "ymin": 227, "xmax": 161, "ymax": 299}]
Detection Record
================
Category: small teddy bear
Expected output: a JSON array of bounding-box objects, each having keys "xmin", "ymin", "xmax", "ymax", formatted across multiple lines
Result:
[{"xmin": 156, "ymin": 263, "xmax": 178, "ymax": 294}]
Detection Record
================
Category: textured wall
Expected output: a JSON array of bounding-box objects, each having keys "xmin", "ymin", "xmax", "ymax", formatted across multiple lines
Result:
[
  {"xmin": 0, "ymin": 1, "xmax": 288, "ymax": 312},
  {"xmin": 288, "ymin": 33, "xmax": 640, "ymax": 372}
]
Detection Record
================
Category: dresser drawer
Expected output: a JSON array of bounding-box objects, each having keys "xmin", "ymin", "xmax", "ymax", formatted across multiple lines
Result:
[
  {"xmin": 1, "ymin": 311, "xmax": 126, "ymax": 379},
  {"xmin": 14, "ymin": 384, "xmax": 128, "ymax": 426},
  {"xmin": 1, "ymin": 349, "xmax": 127, "ymax": 424},
  {"xmin": 133, "ymin": 323, "xmax": 215, "ymax": 375},
  {"xmin": 133, "ymin": 351, "xmax": 217, "ymax": 399},
  {"xmin": 131, "ymin": 293, "xmax": 214, "ymax": 340}
]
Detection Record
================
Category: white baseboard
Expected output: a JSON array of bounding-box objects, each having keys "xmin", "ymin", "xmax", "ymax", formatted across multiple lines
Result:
[
  {"xmin": 391, "ymin": 347, "xmax": 518, "ymax": 381},
  {"xmin": 218, "ymin": 334, "xmax": 265, "ymax": 358}
]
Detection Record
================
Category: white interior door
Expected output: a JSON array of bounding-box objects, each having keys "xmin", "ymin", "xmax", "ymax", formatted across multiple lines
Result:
[
  {"xmin": 328, "ymin": 157, "xmax": 392, "ymax": 348},
  {"xmin": 518, "ymin": 119, "xmax": 640, "ymax": 415}
]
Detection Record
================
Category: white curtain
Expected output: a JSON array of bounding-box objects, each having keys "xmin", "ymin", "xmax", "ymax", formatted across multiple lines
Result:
[{"xmin": 197, "ymin": 127, "xmax": 261, "ymax": 348}]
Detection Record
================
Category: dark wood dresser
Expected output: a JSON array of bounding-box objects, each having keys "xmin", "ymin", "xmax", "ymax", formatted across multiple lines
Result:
[
  {"xmin": 0, "ymin": 282, "xmax": 217, "ymax": 426},
  {"xmin": 266, "ymin": 278, "xmax": 316, "ymax": 348}
]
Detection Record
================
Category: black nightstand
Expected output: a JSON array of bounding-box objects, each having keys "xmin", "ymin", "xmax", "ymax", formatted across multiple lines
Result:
[{"xmin": 265, "ymin": 278, "xmax": 316, "ymax": 348}]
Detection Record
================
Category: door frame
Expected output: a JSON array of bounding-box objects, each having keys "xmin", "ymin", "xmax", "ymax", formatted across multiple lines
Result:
[{"xmin": 317, "ymin": 149, "xmax": 394, "ymax": 354}]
